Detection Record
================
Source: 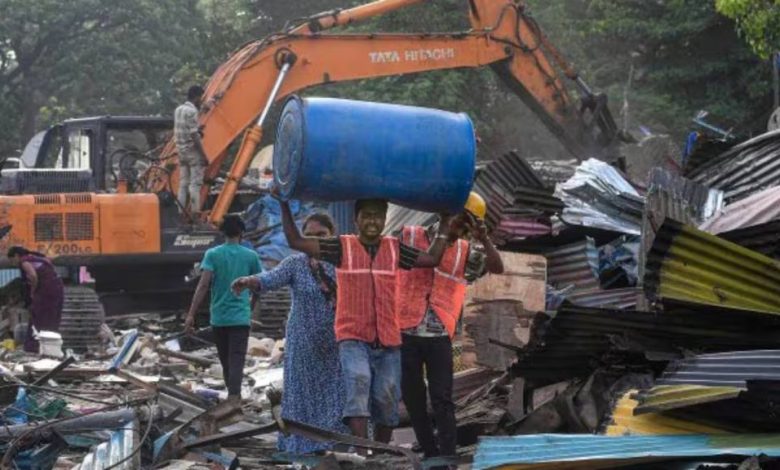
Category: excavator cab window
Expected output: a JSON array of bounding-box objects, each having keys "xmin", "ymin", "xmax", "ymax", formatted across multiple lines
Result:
[
  {"xmin": 65, "ymin": 129, "xmax": 93, "ymax": 170},
  {"xmin": 105, "ymin": 126, "xmax": 170, "ymax": 191},
  {"xmin": 21, "ymin": 125, "xmax": 63, "ymax": 169}
]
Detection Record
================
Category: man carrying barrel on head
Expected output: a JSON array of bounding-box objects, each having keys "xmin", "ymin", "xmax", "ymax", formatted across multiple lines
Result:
[
  {"xmin": 398, "ymin": 192, "xmax": 504, "ymax": 465},
  {"xmin": 278, "ymin": 196, "xmax": 452, "ymax": 445}
]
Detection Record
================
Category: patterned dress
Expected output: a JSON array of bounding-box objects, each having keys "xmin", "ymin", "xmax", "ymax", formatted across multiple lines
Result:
[{"xmin": 254, "ymin": 254, "xmax": 348, "ymax": 453}]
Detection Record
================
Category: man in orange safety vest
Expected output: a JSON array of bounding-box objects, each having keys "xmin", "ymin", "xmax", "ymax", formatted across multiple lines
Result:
[
  {"xmin": 399, "ymin": 192, "xmax": 504, "ymax": 465},
  {"xmin": 279, "ymin": 196, "xmax": 453, "ymax": 447}
]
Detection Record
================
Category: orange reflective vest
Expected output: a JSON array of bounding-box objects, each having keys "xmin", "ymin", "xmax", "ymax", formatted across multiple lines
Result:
[
  {"xmin": 335, "ymin": 235, "xmax": 402, "ymax": 347},
  {"xmin": 399, "ymin": 226, "xmax": 469, "ymax": 338}
]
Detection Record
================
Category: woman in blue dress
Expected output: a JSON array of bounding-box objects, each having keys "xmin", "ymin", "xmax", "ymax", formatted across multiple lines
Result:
[{"xmin": 233, "ymin": 213, "xmax": 347, "ymax": 454}]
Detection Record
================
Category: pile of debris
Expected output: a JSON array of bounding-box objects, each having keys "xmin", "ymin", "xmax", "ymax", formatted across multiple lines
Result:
[
  {"xmin": 0, "ymin": 319, "xmax": 294, "ymax": 469},
  {"xmin": 453, "ymin": 137, "xmax": 780, "ymax": 469},
  {"xmin": 7, "ymin": 132, "xmax": 780, "ymax": 468}
]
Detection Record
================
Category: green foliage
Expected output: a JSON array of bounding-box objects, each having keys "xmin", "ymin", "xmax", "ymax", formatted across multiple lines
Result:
[
  {"xmin": 528, "ymin": 0, "xmax": 772, "ymax": 137},
  {"xmin": 0, "ymin": 0, "xmax": 257, "ymax": 156},
  {"xmin": 0, "ymin": 0, "xmax": 774, "ymax": 163},
  {"xmin": 716, "ymin": 0, "xmax": 780, "ymax": 59}
]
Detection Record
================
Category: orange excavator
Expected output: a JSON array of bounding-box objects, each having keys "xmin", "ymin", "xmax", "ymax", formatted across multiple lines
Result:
[{"xmin": 0, "ymin": 0, "xmax": 619, "ymax": 318}]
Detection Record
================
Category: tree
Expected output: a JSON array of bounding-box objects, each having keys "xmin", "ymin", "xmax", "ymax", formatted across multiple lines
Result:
[
  {"xmin": 715, "ymin": 0, "xmax": 780, "ymax": 59},
  {"xmin": 527, "ymin": 0, "xmax": 773, "ymax": 139},
  {"xmin": 0, "ymin": 0, "xmax": 208, "ymax": 156}
]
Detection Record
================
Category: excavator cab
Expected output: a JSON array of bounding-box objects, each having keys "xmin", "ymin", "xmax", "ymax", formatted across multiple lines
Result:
[{"xmin": 6, "ymin": 116, "xmax": 172, "ymax": 195}]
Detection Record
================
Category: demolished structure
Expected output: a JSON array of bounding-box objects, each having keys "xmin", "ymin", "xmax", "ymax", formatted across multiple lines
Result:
[{"xmin": 5, "ymin": 129, "xmax": 780, "ymax": 468}]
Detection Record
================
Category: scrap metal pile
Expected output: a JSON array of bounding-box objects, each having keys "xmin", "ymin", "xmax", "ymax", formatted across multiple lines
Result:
[
  {"xmin": 6, "ymin": 132, "xmax": 780, "ymax": 468},
  {"xmin": 457, "ymin": 135, "xmax": 780, "ymax": 469}
]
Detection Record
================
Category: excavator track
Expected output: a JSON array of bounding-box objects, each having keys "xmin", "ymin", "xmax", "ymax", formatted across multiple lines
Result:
[{"xmin": 60, "ymin": 286, "xmax": 105, "ymax": 353}]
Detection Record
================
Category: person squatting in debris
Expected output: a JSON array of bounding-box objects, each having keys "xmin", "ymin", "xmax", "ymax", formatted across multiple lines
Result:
[
  {"xmin": 6, "ymin": 246, "xmax": 64, "ymax": 353},
  {"xmin": 232, "ymin": 212, "xmax": 349, "ymax": 453},
  {"xmin": 399, "ymin": 192, "xmax": 504, "ymax": 465},
  {"xmin": 184, "ymin": 214, "xmax": 262, "ymax": 405},
  {"xmin": 279, "ymin": 196, "xmax": 452, "ymax": 445},
  {"xmin": 174, "ymin": 84, "xmax": 208, "ymax": 219}
]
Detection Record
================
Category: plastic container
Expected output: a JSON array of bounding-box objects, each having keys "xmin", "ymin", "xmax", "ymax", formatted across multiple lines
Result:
[
  {"xmin": 37, "ymin": 331, "xmax": 64, "ymax": 358},
  {"xmin": 273, "ymin": 96, "xmax": 476, "ymax": 213}
]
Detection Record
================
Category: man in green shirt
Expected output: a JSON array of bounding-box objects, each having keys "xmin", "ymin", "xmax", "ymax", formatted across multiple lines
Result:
[{"xmin": 184, "ymin": 215, "xmax": 262, "ymax": 403}]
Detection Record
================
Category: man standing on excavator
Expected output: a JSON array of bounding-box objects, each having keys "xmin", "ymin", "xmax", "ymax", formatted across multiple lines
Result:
[
  {"xmin": 279, "ymin": 196, "xmax": 452, "ymax": 446},
  {"xmin": 174, "ymin": 85, "xmax": 208, "ymax": 220}
]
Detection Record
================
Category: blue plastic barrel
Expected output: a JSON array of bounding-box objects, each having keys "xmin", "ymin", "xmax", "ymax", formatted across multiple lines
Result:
[{"xmin": 273, "ymin": 96, "xmax": 475, "ymax": 213}]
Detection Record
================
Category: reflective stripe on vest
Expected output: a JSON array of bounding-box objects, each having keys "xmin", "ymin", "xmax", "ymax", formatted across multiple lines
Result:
[
  {"xmin": 335, "ymin": 235, "xmax": 402, "ymax": 347},
  {"xmin": 398, "ymin": 226, "xmax": 468, "ymax": 338}
]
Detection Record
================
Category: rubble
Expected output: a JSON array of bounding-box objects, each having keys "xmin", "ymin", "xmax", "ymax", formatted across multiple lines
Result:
[
  {"xmin": 6, "ymin": 136, "xmax": 780, "ymax": 469},
  {"xmin": 459, "ymin": 142, "xmax": 780, "ymax": 469}
]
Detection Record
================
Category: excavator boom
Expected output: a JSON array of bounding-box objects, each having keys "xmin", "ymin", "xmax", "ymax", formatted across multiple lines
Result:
[{"xmin": 157, "ymin": 0, "xmax": 618, "ymax": 223}]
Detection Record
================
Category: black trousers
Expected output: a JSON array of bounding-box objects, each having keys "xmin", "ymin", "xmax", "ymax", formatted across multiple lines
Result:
[
  {"xmin": 212, "ymin": 326, "xmax": 250, "ymax": 397},
  {"xmin": 401, "ymin": 334, "xmax": 456, "ymax": 458}
]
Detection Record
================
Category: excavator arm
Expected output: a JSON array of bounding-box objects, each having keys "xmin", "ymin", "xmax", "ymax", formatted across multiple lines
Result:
[{"xmin": 158, "ymin": 0, "xmax": 618, "ymax": 224}]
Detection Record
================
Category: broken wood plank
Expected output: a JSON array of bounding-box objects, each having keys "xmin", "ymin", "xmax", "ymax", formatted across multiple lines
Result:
[{"xmin": 460, "ymin": 252, "xmax": 546, "ymax": 369}]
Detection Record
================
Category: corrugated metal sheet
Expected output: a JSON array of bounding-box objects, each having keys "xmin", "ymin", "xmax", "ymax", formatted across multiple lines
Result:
[
  {"xmin": 565, "ymin": 287, "xmax": 640, "ymax": 310},
  {"xmin": 656, "ymin": 350, "xmax": 780, "ymax": 388},
  {"xmin": 603, "ymin": 390, "xmax": 731, "ymax": 436},
  {"xmin": 78, "ymin": 421, "xmax": 137, "ymax": 469},
  {"xmin": 636, "ymin": 168, "xmax": 718, "ymax": 282},
  {"xmin": 494, "ymin": 218, "xmax": 552, "ymax": 240},
  {"xmin": 513, "ymin": 302, "xmax": 780, "ymax": 386},
  {"xmin": 383, "ymin": 204, "xmax": 436, "ymax": 236},
  {"xmin": 528, "ymin": 158, "xmax": 578, "ymax": 186},
  {"xmin": 544, "ymin": 238, "xmax": 600, "ymax": 294},
  {"xmin": 644, "ymin": 219, "xmax": 780, "ymax": 313},
  {"xmin": 645, "ymin": 168, "xmax": 724, "ymax": 223},
  {"xmin": 510, "ymin": 186, "xmax": 564, "ymax": 214},
  {"xmin": 555, "ymin": 158, "xmax": 645, "ymax": 235},
  {"xmin": 473, "ymin": 433, "xmax": 780, "ymax": 470},
  {"xmin": 661, "ymin": 380, "xmax": 780, "ymax": 433},
  {"xmin": 700, "ymin": 185, "xmax": 780, "ymax": 234},
  {"xmin": 632, "ymin": 385, "xmax": 742, "ymax": 415},
  {"xmin": 472, "ymin": 152, "xmax": 561, "ymax": 238},
  {"xmin": 628, "ymin": 350, "xmax": 780, "ymax": 416},
  {"xmin": 688, "ymin": 129, "xmax": 780, "ymax": 203},
  {"xmin": 474, "ymin": 151, "xmax": 547, "ymax": 228},
  {"xmin": 543, "ymin": 239, "xmax": 640, "ymax": 310},
  {"xmin": 718, "ymin": 220, "xmax": 780, "ymax": 258}
]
